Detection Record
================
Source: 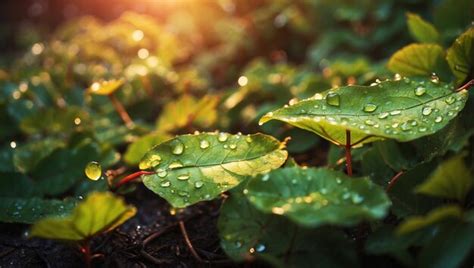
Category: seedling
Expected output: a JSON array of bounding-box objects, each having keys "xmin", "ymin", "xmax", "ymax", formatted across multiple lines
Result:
[{"xmin": 29, "ymin": 192, "xmax": 136, "ymax": 267}]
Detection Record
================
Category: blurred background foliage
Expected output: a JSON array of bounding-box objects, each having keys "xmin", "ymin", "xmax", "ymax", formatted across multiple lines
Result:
[{"xmin": 0, "ymin": 0, "xmax": 473, "ymax": 222}]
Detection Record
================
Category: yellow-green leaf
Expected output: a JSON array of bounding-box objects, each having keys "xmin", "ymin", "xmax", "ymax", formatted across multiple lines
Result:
[
  {"xmin": 388, "ymin": 44, "xmax": 448, "ymax": 77},
  {"xmin": 87, "ymin": 79, "xmax": 125, "ymax": 95},
  {"xmin": 140, "ymin": 132, "xmax": 288, "ymax": 208},
  {"xmin": 415, "ymin": 154, "xmax": 473, "ymax": 201},
  {"xmin": 406, "ymin": 13, "xmax": 440, "ymax": 43},
  {"xmin": 446, "ymin": 27, "xmax": 474, "ymax": 85},
  {"xmin": 30, "ymin": 192, "xmax": 136, "ymax": 241},
  {"xmin": 396, "ymin": 205, "xmax": 463, "ymax": 235}
]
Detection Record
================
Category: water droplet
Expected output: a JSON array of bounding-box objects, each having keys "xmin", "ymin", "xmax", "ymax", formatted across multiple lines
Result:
[
  {"xmin": 419, "ymin": 127, "xmax": 427, "ymax": 132},
  {"xmin": 430, "ymin": 73, "xmax": 439, "ymax": 84},
  {"xmin": 200, "ymin": 140, "xmax": 210, "ymax": 149},
  {"xmin": 234, "ymin": 241, "xmax": 242, "ymax": 248},
  {"xmin": 169, "ymin": 161, "xmax": 184, "ymax": 169},
  {"xmin": 255, "ymin": 244, "xmax": 266, "ymax": 252},
  {"xmin": 435, "ymin": 116, "xmax": 443, "ymax": 123},
  {"xmin": 246, "ymin": 136, "xmax": 252, "ymax": 143},
  {"xmin": 178, "ymin": 190, "xmax": 189, "ymax": 197},
  {"xmin": 336, "ymin": 178, "xmax": 342, "ymax": 184},
  {"xmin": 157, "ymin": 169, "xmax": 167, "ymax": 178},
  {"xmin": 363, "ymin": 103, "xmax": 377, "ymax": 113},
  {"xmin": 262, "ymin": 174, "xmax": 270, "ymax": 181},
  {"xmin": 445, "ymin": 96, "xmax": 455, "ymax": 104},
  {"xmin": 172, "ymin": 142, "xmax": 184, "ymax": 155},
  {"xmin": 400, "ymin": 122, "xmax": 412, "ymax": 131},
  {"xmin": 394, "ymin": 73, "xmax": 402, "ymax": 80},
  {"xmin": 351, "ymin": 193, "xmax": 364, "ymax": 204},
  {"xmin": 390, "ymin": 110, "xmax": 401, "ymax": 115},
  {"xmin": 217, "ymin": 132, "xmax": 228, "ymax": 142},
  {"xmin": 229, "ymin": 144, "xmax": 237, "ymax": 149},
  {"xmin": 378, "ymin": 112, "xmax": 389, "ymax": 119},
  {"xmin": 85, "ymin": 161, "xmax": 101, "ymax": 181},
  {"xmin": 178, "ymin": 174, "xmax": 190, "ymax": 181},
  {"xmin": 194, "ymin": 181, "xmax": 204, "ymax": 189},
  {"xmin": 422, "ymin": 106, "xmax": 432, "ymax": 116},
  {"xmin": 364, "ymin": 119, "xmax": 376, "ymax": 126},
  {"xmin": 160, "ymin": 180, "xmax": 171, "ymax": 187},
  {"xmin": 414, "ymin": 86, "xmax": 426, "ymax": 96},
  {"xmin": 289, "ymin": 98, "xmax": 299, "ymax": 105},
  {"xmin": 326, "ymin": 92, "xmax": 340, "ymax": 107}
]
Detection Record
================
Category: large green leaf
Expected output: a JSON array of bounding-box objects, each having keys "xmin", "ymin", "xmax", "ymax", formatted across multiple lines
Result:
[
  {"xmin": 140, "ymin": 132, "xmax": 288, "ymax": 208},
  {"xmin": 218, "ymin": 189, "xmax": 358, "ymax": 267},
  {"xmin": 387, "ymin": 44, "xmax": 449, "ymax": 78},
  {"xmin": 20, "ymin": 106, "xmax": 89, "ymax": 135},
  {"xmin": 13, "ymin": 138, "xmax": 66, "ymax": 173},
  {"xmin": 415, "ymin": 154, "xmax": 472, "ymax": 201},
  {"xmin": 406, "ymin": 13, "xmax": 440, "ymax": 43},
  {"xmin": 0, "ymin": 197, "xmax": 76, "ymax": 224},
  {"xmin": 30, "ymin": 192, "xmax": 136, "ymax": 241},
  {"xmin": 259, "ymin": 78, "xmax": 468, "ymax": 146},
  {"xmin": 446, "ymin": 28, "xmax": 474, "ymax": 85},
  {"xmin": 245, "ymin": 167, "xmax": 390, "ymax": 227}
]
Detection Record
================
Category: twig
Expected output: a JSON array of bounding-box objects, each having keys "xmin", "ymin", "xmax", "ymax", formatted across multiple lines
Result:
[
  {"xmin": 386, "ymin": 171, "xmax": 405, "ymax": 192},
  {"xmin": 108, "ymin": 93, "xmax": 134, "ymax": 128},
  {"xmin": 345, "ymin": 130, "xmax": 353, "ymax": 177},
  {"xmin": 178, "ymin": 220, "xmax": 204, "ymax": 263},
  {"xmin": 115, "ymin": 171, "xmax": 156, "ymax": 189},
  {"xmin": 456, "ymin": 79, "xmax": 474, "ymax": 92}
]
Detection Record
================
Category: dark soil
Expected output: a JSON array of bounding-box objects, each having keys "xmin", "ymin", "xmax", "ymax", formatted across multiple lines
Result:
[{"xmin": 0, "ymin": 185, "xmax": 240, "ymax": 268}]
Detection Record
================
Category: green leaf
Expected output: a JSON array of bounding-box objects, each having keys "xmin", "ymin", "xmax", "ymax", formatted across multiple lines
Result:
[
  {"xmin": 418, "ymin": 221, "xmax": 474, "ymax": 268},
  {"xmin": 388, "ymin": 44, "xmax": 450, "ymax": 78},
  {"xmin": 30, "ymin": 192, "xmax": 136, "ymax": 241},
  {"xmin": 0, "ymin": 172, "xmax": 41, "ymax": 198},
  {"xmin": 406, "ymin": 13, "xmax": 440, "ymax": 43},
  {"xmin": 245, "ymin": 167, "xmax": 391, "ymax": 227},
  {"xmin": 446, "ymin": 28, "xmax": 474, "ymax": 85},
  {"xmin": 140, "ymin": 132, "xmax": 288, "ymax": 208},
  {"xmin": 259, "ymin": 78, "xmax": 468, "ymax": 146},
  {"xmin": 13, "ymin": 138, "xmax": 66, "ymax": 173},
  {"xmin": 123, "ymin": 132, "xmax": 171, "ymax": 165},
  {"xmin": 415, "ymin": 154, "xmax": 472, "ymax": 201},
  {"xmin": 0, "ymin": 197, "xmax": 76, "ymax": 224},
  {"xmin": 20, "ymin": 106, "xmax": 89, "ymax": 135},
  {"xmin": 396, "ymin": 205, "xmax": 463, "ymax": 235},
  {"xmin": 388, "ymin": 162, "xmax": 442, "ymax": 217},
  {"xmin": 218, "ymin": 189, "xmax": 358, "ymax": 267},
  {"xmin": 87, "ymin": 79, "xmax": 124, "ymax": 95},
  {"xmin": 156, "ymin": 95, "xmax": 219, "ymax": 133}
]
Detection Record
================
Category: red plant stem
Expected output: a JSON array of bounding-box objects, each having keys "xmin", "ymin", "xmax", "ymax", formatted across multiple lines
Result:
[
  {"xmin": 115, "ymin": 171, "xmax": 156, "ymax": 189},
  {"xmin": 108, "ymin": 93, "xmax": 134, "ymax": 128},
  {"xmin": 179, "ymin": 220, "xmax": 204, "ymax": 263},
  {"xmin": 80, "ymin": 242, "xmax": 91, "ymax": 268},
  {"xmin": 386, "ymin": 171, "xmax": 405, "ymax": 192},
  {"xmin": 345, "ymin": 130, "xmax": 353, "ymax": 177},
  {"xmin": 456, "ymin": 79, "xmax": 474, "ymax": 92}
]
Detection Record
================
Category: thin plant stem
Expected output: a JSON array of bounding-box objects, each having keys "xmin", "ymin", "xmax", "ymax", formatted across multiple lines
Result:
[
  {"xmin": 456, "ymin": 79, "xmax": 474, "ymax": 92},
  {"xmin": 179, "ymin": 220, "xmax": 204, "ymax": 263},
  {"xmin": 108, "ymin": 93, "xmax": 134, "ymax": 128},
  {"xmin": 80, "ymin": 242, "xmax": 92, "ymax": 268},
  {"xmin": 345, "ymin": 130, "xmax": 353, "ymax": 177},
  {"xmin": 115, "ymin": 171, "xmax": 156, "ymax": 189},
  {"xmin": 386, "ymin": 171, "xmax": 405, "ymax": 192}
]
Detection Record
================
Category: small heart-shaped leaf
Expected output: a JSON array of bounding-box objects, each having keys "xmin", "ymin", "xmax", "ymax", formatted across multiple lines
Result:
[
  {"xmin": 140, "ymin": 132, "xmax": 288, "ymax": 208},
  {"xmin": 30, "ymin": 192, "xmax": 136, "ymax": 241},
  {"xmin": 245, "ymin": 167, "xmax": 391, "ymax": 227},
  {"xmin": 87, "ymin": 79, "xmax": 124, "ymax": 95},
  {"xmin": 260, "ymin": 78, "xmax": 468, "ymax": 146},
  {"xmin": 446, "ymin": 27, "xmax": 474, "ymax": 85}
]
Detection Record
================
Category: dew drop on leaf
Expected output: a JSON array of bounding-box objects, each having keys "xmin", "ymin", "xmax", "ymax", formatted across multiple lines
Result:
[
  {"xmin": 363, "ymin": 103, "xmax": 377, "ymax": 113},
  {"xmin": 200, "ymin": 140, "xmax": 210, "ymax": 149},
  {"xmin": 194, "ymin": 181, "xmax": 204, "ymax": 189},
  {"xmin": 351, "ymin": 193, "xmax": 364, "ymax": 204},
  {"xmin": 169, "ymin": 161, "xmax": 184, "ymax": 169},
  {"xmin": 378, "ymin": 112, "xmax": 389, "ymax": 119},
  {"xmin": 85, "ymin": 161, "xmax": 102, "ymax": 181},
  {"xmin": 326, "ymin": 92, "xmax": 340, "ymax": 107},
  {"xmin": 414, "ymin": 86, "xmax": 426, "ymax": 96},
  {"xmin": 157, "ymin": 169, "xmax": 167, "ymax": 178},
  {"xmin": 160, "ymin": 180, "xmax": 171, "ymax": 187},
  {"xmin": 390, "ymin": 110, "xmax": 401, "ymax": 115},
  {"xmin": 445, "ymin": 96, "xmax": 456, "ymax": 104},
  {"xmin": 422, "ymin": 106, "xmax": 432, "ymax": 116},
  {"xmin": 364, "ymin": 119, "xmax": 376, "ymax": 126},
  {"xmin": 172, "ymin": 142, "xmax": 184, "ymax": 155},
  {"xmin": 178, "ymin": 174, "xmax": 190, "ymax": 181},
  {"xmin": 255, "ymin": 243, "xmax": 266, "ymax": 252},
  {"xmin": 218, "ymin": 132, "xmax": 228, "ymax": 142},
  {"xmin": 229, "ymin": 144, "xmax": 237, "ymax": 149},
  {"xmin": 435, "ymin": 116, "xmax": 443, "ymax": 123}
]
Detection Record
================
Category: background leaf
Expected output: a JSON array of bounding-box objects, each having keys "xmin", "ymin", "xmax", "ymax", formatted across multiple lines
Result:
[
  {"xmin": 406, "ymin": 13, "xmax": 440, "ymax": 43},
  {"xmin": 245, "ymin": 167, "xmax": 390, "ymax": 227},
  {"xmin": 446, "ymin": 28, "xmax": 474, "ymax": 85}
]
